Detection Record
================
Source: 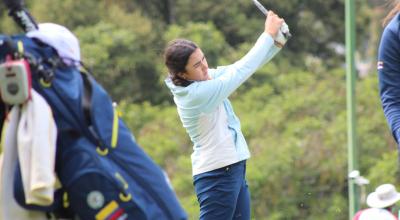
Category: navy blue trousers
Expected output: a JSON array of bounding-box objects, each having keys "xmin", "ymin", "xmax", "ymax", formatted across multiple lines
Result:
[{"xmin": 193, "ymin": 160, "xmax": 250, "ymax": 220}]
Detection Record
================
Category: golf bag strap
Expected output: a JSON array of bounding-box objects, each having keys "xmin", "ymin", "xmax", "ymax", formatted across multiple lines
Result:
[{"xmin": 80, "ymin": 69, "xmax": 93, "ymax": 127}]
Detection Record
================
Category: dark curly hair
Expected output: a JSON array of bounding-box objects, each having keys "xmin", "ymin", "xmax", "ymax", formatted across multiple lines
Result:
[{"xmin": 164, "ymin": 39, "xmax": 198, "ymax": 87}]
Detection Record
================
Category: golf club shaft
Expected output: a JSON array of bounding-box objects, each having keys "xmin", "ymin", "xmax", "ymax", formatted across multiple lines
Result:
[{"xmin": 252, "ymin": 0, "xmax": 268, "ymax": 16}]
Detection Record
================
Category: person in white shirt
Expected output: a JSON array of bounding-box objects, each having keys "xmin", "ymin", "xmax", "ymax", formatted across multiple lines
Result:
[
  {"xmin": 353, "ymin": 184, "xmax": 400, "ymax": 220},
  {"xmin": 164, "ymin": 10, "xmax": 286, "ymax": 220}
]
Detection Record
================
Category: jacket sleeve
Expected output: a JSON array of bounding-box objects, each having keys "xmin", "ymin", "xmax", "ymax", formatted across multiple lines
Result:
[
  {"xmin": 190, "ymin": 32, "xmax": 280, "ymax": 113},
  {"xmin": 378, "ymin": 24, "xmax": 400, "ymax": 143}
]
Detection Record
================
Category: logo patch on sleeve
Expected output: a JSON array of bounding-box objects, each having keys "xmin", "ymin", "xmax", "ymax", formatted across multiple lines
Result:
[{"xmin": 377, "ymin": 61, "xmax": 384, "ymax": 70}]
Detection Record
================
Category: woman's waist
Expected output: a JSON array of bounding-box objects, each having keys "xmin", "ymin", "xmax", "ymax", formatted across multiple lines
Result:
[{"xmin": 190, "ymin": 142, "xmax": 250, "ymax": 176}]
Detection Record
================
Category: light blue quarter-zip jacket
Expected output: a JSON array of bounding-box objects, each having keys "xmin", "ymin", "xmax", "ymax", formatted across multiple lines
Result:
[{"xmin": 165, "ymin": 32, "xmax": 281, "ymax": 176}]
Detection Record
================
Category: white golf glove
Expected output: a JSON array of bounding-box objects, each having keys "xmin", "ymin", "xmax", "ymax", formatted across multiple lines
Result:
[{"xmin": 274, "ymin": 22, "xmax": 290, "ymax": 48}]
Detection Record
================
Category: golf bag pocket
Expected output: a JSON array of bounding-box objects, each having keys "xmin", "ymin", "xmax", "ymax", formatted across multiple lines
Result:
[
  {"xmin": 58, "ymin": 137, "xmax": 147, "ymax": 220},
  {"xmin": 66, "ymin": 171, "xmax": 146, "ymax": 220}
]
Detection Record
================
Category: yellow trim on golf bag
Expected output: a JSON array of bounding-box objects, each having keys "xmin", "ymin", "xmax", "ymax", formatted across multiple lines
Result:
[{"xmin": 111, "ymin": 104, "xmax": 118, "ymax": 148}]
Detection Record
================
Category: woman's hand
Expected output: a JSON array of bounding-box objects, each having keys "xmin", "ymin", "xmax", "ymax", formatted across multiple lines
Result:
[{"xmin": 264, "ymin": 11, "xmax": 284, "ymax": 39}]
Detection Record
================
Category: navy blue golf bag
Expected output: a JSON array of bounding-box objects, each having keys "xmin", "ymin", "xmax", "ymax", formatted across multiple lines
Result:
[{"xmin": 0, "ymin": 35, "xmax": 187, "ymax": 220}]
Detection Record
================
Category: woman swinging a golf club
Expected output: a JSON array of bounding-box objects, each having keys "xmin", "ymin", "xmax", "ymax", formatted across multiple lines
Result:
[{"xmin": 164, "ymin": 10, "xmax": 287, "ymax": 220}]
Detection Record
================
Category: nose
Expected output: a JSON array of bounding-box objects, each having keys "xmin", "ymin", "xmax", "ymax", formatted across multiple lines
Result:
[
  {"xmin": 201, "ymin": 64, "xmax": 208, "ymax": 74},
  {"xmin": 201, "ymin": 58, "xmax": 208, "ymax": 70}
]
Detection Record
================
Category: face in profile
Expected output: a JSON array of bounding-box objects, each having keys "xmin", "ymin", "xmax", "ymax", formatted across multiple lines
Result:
[{"xmin": 182, "ymin": 48, "xmax": 210, "ymax": 81}]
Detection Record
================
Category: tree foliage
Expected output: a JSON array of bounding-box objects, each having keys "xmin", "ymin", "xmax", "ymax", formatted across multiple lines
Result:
[{"xmin": 0, "ymin": 0, "xmax": 395, "ymax": 219}]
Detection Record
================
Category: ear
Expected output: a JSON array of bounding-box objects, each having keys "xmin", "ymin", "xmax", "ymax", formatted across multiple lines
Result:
[{"xmin": 177, "ymin": 72, "xmax": 187, "ymax": 79}]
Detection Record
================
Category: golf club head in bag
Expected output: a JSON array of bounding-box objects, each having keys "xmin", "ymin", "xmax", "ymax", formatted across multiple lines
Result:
[{"xmin": 3, "ymin": 0, "xmax": 38, "ymax": 32}]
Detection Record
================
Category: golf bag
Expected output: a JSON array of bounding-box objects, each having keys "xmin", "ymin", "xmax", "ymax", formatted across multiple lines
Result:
[{"xmin": 0, "ymin": 34, "xmax": 187, "ymax": 220}]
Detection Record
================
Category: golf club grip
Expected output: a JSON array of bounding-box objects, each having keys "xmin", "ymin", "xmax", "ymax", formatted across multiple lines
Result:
[
  {"xmin": 3, "ymin": 0, "xmax": 38, "ymax": 32},
  {"xmin": 4, "ymin": 0, "xmax": 24, "ymax": 10}
]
